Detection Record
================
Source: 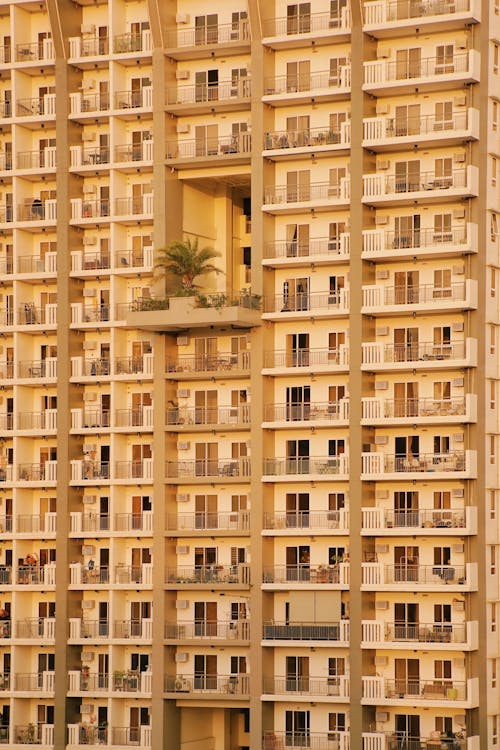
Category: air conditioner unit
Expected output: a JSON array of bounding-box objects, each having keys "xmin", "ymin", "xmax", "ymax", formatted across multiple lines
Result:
[
  {"xmin": 454, "ymin": 94, "xmax": 467, "ymax": 107},
  {"xmin": 82, "ymin": 600, "xmax": 95, "ymax": 609},
  {"xmin": 81, "ymin": 652, "xmax": 94, "ymax": 661},
  {"xmin": 452, "ymin": 599, "xmax": 465, "ymax": 612},
  {"xmin": 176, "ymin": 493, "xmax": 190, "ymax": 503},
  {"xmin": 81, "ymin": 24, "xmax": 96, "ymax": 34},
  {"xmin": 375, "ymin": 380, "xmax": 389, "ymax": 390},
  {"xmin": 378, "ymin": 159, "xmax": 390, "ymax": 170},
  {"xmin": 453, "ymin": 434, "xmax": 464, "ymax": 443},
  {"xmin": 375, "ymin": 435, "xmax": 388, "ymax": 445},
  {"xmin": 83, "ymin": 184, "xmax": 96, "ymax": 194},
  {"xmin": 80, "ymin": 704, "xmax": 94, "ymax": 714},
  {"xmin": 176, "ymin": 545, "xmax": 189, "ymax": 554},
  {"xmin": 178, "ymin": 389, "xmax": 190, "ymax": 398},
  {"xmin": 454, "ymin": 38, "xmax": 467, "ymax": 49},
  {"xmin": 452, "ymin": 322, "xmax": 464, "ymax": 332},
  {"xmin": 82, "ymin": 341, "xmax": 97, "ymax": 350},
  {"xmin": 175, "ymin": 13, "xmax": 190, "ymax": 23},
  {"xmin": 81, "ymin": 79, "xmax": 96, "ymax": 91},
  {"xmin": 83, "ymin": 236, "xmax": 97, "ymax": 246},
  {"xmin": 84, "ymin": 392, "xmax": 98, "ymax": 402},
  {"xmin": 83, "ymin": 442, "xmax": 97, "ymax": 453},
  {"xmin": 375, "ymin": 600, "xmax": 389, "ymax": 610},
  {"xmin": 176, "ymin": 70, "xmax": 190, "ymax": 80},
  {"xmin": 375, "ymin": 215, "xmax": 389, "ymax": 225},
  {"xmin": 375, "ymin": 712, "xmax": 389, "ymax": 723},
  {"xmin": 176, "ymin": 123, "xmax": 190, "ymax": 134},
  {"xmin": 83, "ymin": 289, "xmax": 96, "ymax": 297},
  {"xmin": 453, "ymin": 152, "xmax": 466, "ymax": 163},
  {"xmin": 453, "ymin": 543, "xmax": 464, "ymax": 554},
  {"xmin": 175, "ymin": 652, "xmax": 189, "ymax": 663},
  {"xmin": 83, "ymin": 495, "xmax": 97, "ymax": 504},
  {"xmin": 453, "ymin": 657, "xmax": 465, "ymax": 668},
  {"xmin": 376, "ymin": 48, "xmax": 390, "ymax": 58},
  {"xmin": 453, "ymin": 208, "xmax": 465, "ymax": 219},
  {"xmin": 376, "ymin": 270, "xmax": 389, "ymax": 280},
  {"xmin": 176, "ymin": 600, "xmax": 189, "ymax": 610},
  {"xmin": 452, "ymin": 488, "xmax": 464, "ymax": 497},
  {"xmin": 178, "ymin": 441, "xmax": 190, "ymax": 451},
  {"xmin": 82, "ymin": 545, "xmax": 95, "ymax": 555},
  {"xmin": 452, "ymin": 266, "xmax": 464, "ymax": 275},
  {"xmin": 177, "ymin": 335, "xmax": 190, "ymax": 346},
  {"xmin": 374, "ymin": 655, "xmax": 388, "ymax": 666},
  {"xmin": 375, "ymin": 544, "xmax": 389, "ymax": 554},
  {"xmin": 376, "ymin": 326, "xmax": 389, "ymax": 336},
  {"xmin": 376, "ymin": 102, "xmax": 390, "ymax": 115},
  {"xmin": 376, "ymin": 489, "xmax": 389, "ymax": 499},
  {"xmin": 82, "ymin": 132, "xmax": 97, "ymax": 142}
]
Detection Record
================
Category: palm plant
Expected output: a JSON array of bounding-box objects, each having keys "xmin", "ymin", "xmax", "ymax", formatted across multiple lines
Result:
[{"xmin": 154, "ymin": 237, "xmax": 223, "ymax": 295}]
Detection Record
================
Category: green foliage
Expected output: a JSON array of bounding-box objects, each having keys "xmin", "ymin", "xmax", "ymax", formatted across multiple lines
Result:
[{"xmin": 154, "ymin": 237, "xmax": 223, "ymax": 294}]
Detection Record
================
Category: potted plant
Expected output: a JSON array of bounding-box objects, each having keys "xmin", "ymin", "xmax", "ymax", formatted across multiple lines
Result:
[
  {"xmin": 154, "ymin": 237, "xmax": 223, "ymax": 296},
  {"xmin": 81, "ymin": 665, "xmax": 90, "ymax": 678}
]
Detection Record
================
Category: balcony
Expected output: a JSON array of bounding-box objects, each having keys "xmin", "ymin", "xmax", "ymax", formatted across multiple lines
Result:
[
  {"xmin": 262, "ymin": 7, "xmax": 351, "ymax": 47},
  {"xmin": 18, "ymin": 253, "xmax": 57, "ymax": 276},
  {"xmin": 0, "ymin": 204, "xmax": 13, "ymax": 225},
  {"xmin": 362, "ymin": 166, "xmax": 478, "ymax": 206},
  {"xmin": 361, "ymin": 562, "xmax": 477, "ymax": 591},
  {"xmin": 115, "ymin": 512, "xmax": 153, "ymax": 533},
  {"xmin": 17, "ymin": 303, "xmax": 57, "ymax": 327},
  {"xmin": 263, "ymin": 675, "xmax": 349, "ymax": 700},
  {"xmin": 165, "ymin": 674, "xmax": 249, "ymax": 697},
  {"xmin": 15, "ymin": 512, "xmax": 56, "ymax": 535},
  {"xmin": 114, "ymin": 563, "xmax": 153, "ymax": 585},
  {"xmin": 69, "ymin": 563, "xmax": 109, "ymax": 585},
  {"xmin": 361, "ymin": 338, "xmax": 477, "ymax": 371},
  {"xmin": 68, "ymin": 618, "xmax": 110, "ymax": 640},
  {"xmin": 263, "ymin": 563, "xmax": 350, "ymax": 588},
  {"xmin": 361, "ymin": 394, "xmax": 477, "ymax": 425},
  {"xmin": 362, "ymin": 676, "xmax": 478, "ymax": 708},
  {"xmin": 70, "ymin": 304, "xmax": 110, "ymax": 327},
  {"xmin": 263, "ymin": 123, "xmax": 350, "ymax": 159},
  {"xmin": 114, "ymin": 407, "xmax": 153, "ymax": 429},
  {"xmin": 264, "ymin": 732, "xmax": 350, "ymax": 750},
  {"xmin": 17, "ymin": 200, "xmax": 57, "ymax": 224},
  {"xmin": 363, "ymin": 108, "xmax": 479, "ymax": 150},
  {"xmin": 363, "ymin": 50, "xmax": 480, "ymax": 94},
  {"xmin": 165, "ymin": 620, "xmax": 250, "ymax": 641},
  {"xmin": 263, "ymin": 234, "xmax": 350, "ymax": 268},
  {"xmin": 70, "ymin": 356, "xmax": 111, "ymax": 379},
  {"xmin": 67, "ymin": 671, "xmax": 109, "ymax": 692},
  {"xmin": 70, "ymin": 459, "xmax": 110, "ymax": 482},
  {"xmin": 16, "ymin": 94, "xmax": 56, "ymax": 118},
  {"xmin": 362, "ymin": 732, "xmax": 475, "ymax": 750},
  {"xmin": 166, "ymin": 405, "xmax": 250, "ymax": 429},
  {"xmin": 263, "ymin": 68, "xmax": 351, "ymax": 105},
  {"xmin": 263, "ymin": 509, "xmax": 349, "ymax": 534},
  {"xmin": 70, "ymin": 250, "xmax": 110, "ymax": 275},
  {"xmin": 69, "ymin": 92, "xmax": 110, "ymax": 120},
  {"xmin": 114, "ymin": 87, "xmax": 152, "ymax": 111},
  {"xmin": 263, "ymin": 455, "xmax": 349, "ymax": 482},
  {"xmin": 17, "ymin": 148, "xmax": 57, "ymax": 171},
  {"xmin": 361, "ymin": 450, "xmax": 476, "ymax": 480},
  {"xmin": 263, "ymin": 346, "xmax": 349, "ymax": 375},
  {"xmin": 115, "ymin": 195, "xmax": 153, "ymax": 218},
  {"xmin": 166, "ymin": 133, "xmax": 251, "ymax": 168},
  {"xmin": 69, "ymin": 145, "xmax": 110, "ymax": 170},
  {"xmin": 68, "ymin": 35, "xmax": 109, "ymax": 59},
  {"xmin": 166, "ymin": 510, "xmax": 250, "ymax": 534},
  {"xmin": 263, "ymin": 179, "xmax": 350, "ymax": 213},
  {"xmin": 18, "ymin": 461, "xmax": 57, "ymax": 483},
  {"xmin": 166, "ymin": 564, "xmax": 250, "ymax": 588},
  {"xmin": 113, "ymin": 618, "xmax": 152, "ymax": 639},
  {"xmin": 115, "ymin": 354, "xmax": 153, "ymax": 377},
  {"xmin": 166, "ymin": 80, "xmax": 251, "ymax": 115},
  {"xmin": 166, "ymin": 351, "xmax": 250, "ymax": 378},
  {"xmin": 70, "ymin": 409, "xmax": 109, "ymax": 431},
  {"xmin": 263, "ymin": 400, "xmax": 349, "ymax": 428},
  {"xmin": 361, "ymin": 506, "xmax": 477, "ymax": 535},
  {"xmin": 17, "ymin": 410, "xmax": 58, "ymax": 432},
  {"xmin": 165, "ymin": 20, "xmax": 250, "ymax": 59},
  {"xmin": 361, "ymin": 619, "xmax": 478, "ymax": 650},
  {"xmin": 362, "ymin": 222, "xmax": 477, "ymax": 261},
  {"xmin": 115, "ymin": 459, "xmax": 153, "ymax": 481},
  {"xmin": 67, "ymin": 725, "xmax": 151, "ymax": 747},
  {"xmin": 263, "ymin": 290, "xmax": 349, "ymax": 320},
  {"xmin": 14, "ymin": 617, "xmax": 56, "ymax": 640},
  {"xmin": 114, "ymin": 141, "xmax": 154, "ymax": 165},
  {"xmin": 70, "ymin": 198, "xmax": 110, "ymax": 224},
  {"xmin": 14, "ymin": 671, "xmax": 55, "ymax": 693},
  {"xmin": 14, "ymin": 724, "xmax": 54, "ymax": 746},
  {"xmin": 363, "ymin": 0, "xmax": 481, "ymax": 36},
  {"xmin": 68, "ymin": 669, "xmax": 151, "ymax": 694},
  {"xmin": 15, "ymin": 39, "xmax": 55, "ymax": 64},
  {"xmin": 263, "ymin": 620, "xmax": 349, "ymax": 644},
  {"xmin": 69, "ymin": 511, "xmax": 152, "ymax": 535},
  {"xmin": 113, "ymin": 30, "xmax": 152, "ymax": 55}
]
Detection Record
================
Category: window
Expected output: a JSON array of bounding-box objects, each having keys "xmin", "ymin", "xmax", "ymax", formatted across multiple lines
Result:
[
  {"xmin": 435, "ymin": 44, "xmax": 454, "ymax": 74},
  {"xmin": 433, "ymin": 436, "xmax": 450, "ymax": 455},
  {"xmin": 435, "ymin": 717, "xmax": 453, "ymax": 736},
  {"xmin": 493, "ymin": 604, "xmax": 498, "ymax": 633},
  {"xmin": 434, "ymin": 546, "xmax": 451, "ymax": 566},
  {"xmin": 491, "ymin": 546, "xmax": 497, "ymax": 575},
  {"xmin": 433, "ymin": 269, "xmax": 451, "ymax": 298},
  {"xmin": 494, "ymin": 100, "xmax": 498, "ymax": 131},
  {"xmin": 493, "ymin": 156, "xmax": 498, "ymax": 187},
  {"xmin": 434, "ymin": 101, "xmax": 453, "ymax": 130},
  {"xmin": 492, "ymin": 213, "xmax": 498, "ymax": 241},
  {"xmin": 329, "ymin": 331, "xmax": 346, "ymax": 361},
  {"xmin": 491, "ymin": 381, "xmax": 497, "ymax": 409},
  {"xmin": 434, "ymin": 659, "xmax": 452, "ymax": 682},
  {"xmin": 495, "ymin": 44, "xmax": 499, "ymax": 74},
  {"xmin": 231, "ymin": 68, "xmax": 248, "ymax": 97},
  {"xmin": 433, "ymin": 382, "xmax": 451, "ymax": 402},
  {"xmin": 328, "ymin": 712, "xmax": 346, "ymax": 740},
  {"xmin": 493, "ymin": 659, "xmax": 498, "ymax": 688},
  {"xmin": 434, "ymin": 157, "xmax": 453, "ymax": 187},
  {"xmin": 492, "ymin": 269, "xmax": 497, "ymax": 298},
  {"xmin": 433, "ymin": 491, "xmax": 451, "ymax": 510},
  {"xmin": 328, "ymin": 167, "xmax": 347, "ymax": 197},
  {"xmin": 493, "ymin": 715, "xmax": 499, "ymax": 745},
  {"xmin": 329, "ymin": 57, "xmax": 348, "ymax": 86},
  {"xmin": 231, "ymin": 11, "xmax": 248, "ymax": 40},
  {"xmin": 491, "ymin": 436, "xmax": 497, "ymax": 465},
  {"xmin": 329, "ymin": 221, "xmax": 346, "ymax": 252},
  {"xmin": 286, "ymin": 3, "xmax": 311, "ymax": 34},
  {"xmin": 491, "ymin": 325, "xmax": 497, "ymax": 355}
]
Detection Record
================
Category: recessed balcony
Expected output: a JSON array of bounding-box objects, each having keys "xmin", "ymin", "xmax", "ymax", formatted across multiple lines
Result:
[
  {"xmin": 70, "ymin": 250, "xmax": 110, "ymax": 276},
  {"xmin": 263, "ymin": 124, "xmax": 350, "ymax": 160},
  {"xmin": 165, "ymin": 20, "xmax": 250, "ymax": 60},
  {"xmin": 263, "ymin": 68, "xmax": 351, "ymax": 106},
  {"xmin": 264, "ymin": 732, "xmax": 350, "ymax": 750},
  {"xmin": 114, "ymin": 353, "xmax": 153, "ymax": 378},
  {"xmin": 114, "ymin": 407, "xmax": 153, "ymax": 430},
  {"xmin": 263, "ymin": 290, "xmax": 349, "ymax": 320},
  {"xmin": 263, "ymin": 455, "xmax": 349, "ymax": 482},
  {"xmin": 363, "ymin": 0, "xmax": 481, "ymax": 37},
  {"xmin": 263, "ymin": 346, "xmax": 349, "ymax": 375},
  {"xmin": 361, "ymin": 561, "xmax": 477, "ymax": 591},
  {"xmin": 69, "ymin": 562, "xmax": 153, "ymax": 586},
  {"xmin": 70, "ymin": 198, "xmax": 110, "ymax": 225},
  {"xmin": 361, "ymin": 337, "xmax": 477, "ymax": 371},
  {"xmin": 165, "ymin": 619, "xmax": 250, "ymax": 642},
  {"xmin": 69, "ymin": 145, "xmax": 110, "ymax": 172},
  {"xmin": 165, "ymin": 564, "xmax": 250, "ymax": 588},
  {"xmin": 263, "ymin": 563, "xmax": 350, "ymax": 588},
  {"xmin": 263, "ymin": 400, "xmax": 349, "ymax": 428},
  {"xmin": 15, "ymin": 94, "xmax": 56, "ymax": 120},
  {"xmin": 16, "ymin": 563, "xmax": 56, "ymax": 586},
  {"xmin": 263, "ymin": 180, "xmax": 350, "ymax": 214},
  {"xmin": 113, "ymin": 30, "xmax": 152, "ymax": 55},
  {"xmin": 70, "ymin": 408, "xmax": 110, "ymax": 432},
  {"xmin": 363, "ymin": 108, "xmax": 479, "ymax": 151},
  {"xmin": 115, "ymin": 459, "xmax": 153, "ymax": 482},
  {"xmin": 115, "ymin": 194, "xmax": 153, "ymax": 218},
  {"xmin": 114, "ymin": 87, "xmax": 152, "ymax": 113},
  {"xmin": 67, "ymin": 724, "xmax": 152, "ymax": 747},
  {"xmin": 263, "ymin": 234, "xmax": 350, "ymax": 268},
  {"xmin": 16, "ymin": 147, "xmax": 57, "ymax": 172},
  {"xmin": 15, "ymin": 39, "xmax": 54, "ymax": 65},
  {"xmin": 362, "ymin": 732, "xmax": 476, "ymax": 750},
  {"xmin": 18, "ymin": 461, "xmax": 57, "ymax": 483},
  {"xmin": 70, "ymin": 356, "xmax": 111, "ymax": 379},
  {"xmin": 262, "ymin": 7, "xmax": 351, "ymax": 48},
  {"xmin": 362, "ymin": 675, "xmax": 478, "ymax": 708},
  {"xmin": 263, "ymin": 675, "xmax": 350, "ymax": 701},
  {"xmin": 361, "ymin": 618, "xmax": 478, "ymax": 650},
  {"xmin": 70, "ymin": 303, "xmax": 110, "ymax": 327},
  {"xmin": 15, "ymin": 724, "xmax": 54, "ymax": 746},
  {"xmin": 69, "ymin": 91, "xmax": 110, "ymax": 122},
  {"xmin": 361, "ymin": 450, "xmax": 476, "ymax": 480},
  {"xmin": 263, "ymin": 620, "xmax": 349, "ymax": 645},
  {"xmin": 362, "ymin": 166, "xmax": 478, "ymax": 206},
  {"xmin": 16, "ymin": 409, "xmax": 58, "ymax": 433},
  {"xmin": 361, "ymin": 394, "xmax": 477, "ymax": 425},
  {"xmin": 263, "ymin": 509, "xmax": 349, "ymax": 535},
  {"xmin": 69, "ymin": 511, "xmax": 152, "ymax": 535},
  {"xmin": 67, "ymin": 669, "xmax": 151, "ymax": 694},
  {"xmin": 165, "ymin": 457, "xmax": 251, "ymax": 482},
  {"xmin": 166, "ymin": 510, "xmax": 250, "ymax": 534},
  {"xmin": 68, "ymin": 618, "xmax": 153, "ymax": 641},
  {"xmin": 361, "ymin": 505, "xmax": 477, "ymax": 535},
  {"xmin": 18, "ymin": 253, "xmax": 57, "ymax": 276},
  {"xmin": 362, "ymin": 222, "xmax": 477, "ymax": 261},
  {"xmin": 17, "ymin": 199, "xmax": 57, "ymax": 224},
  {"xmin": 70, "ymin": 459, "xmax": 110, "ymax": 483},
  {"xmin": 17, "ymin": 303, "xmax": 57, "ymax": 327},
  {"xmin": 363, "ymin": 50, "xmax": 480, "ymax": 94},
  {"xmin": 18, "ymin": 358, "xmax": 56, "ymax": 382},
  {"xmin": 114, "ymin": 141, "xmax": 153, "ymax": 169},
  {"xmin": 68, "ymin": 35, "xmax": 109, "ymax": 62},
  {"xmin": 14, "ymin": 617, "xmax": 56, "ymax": 640},
  {"xmin": 167, "ymin": 133, "xmax": 251, "ymax": 168},
  {"xmin": 165, "ymin": 405, "xmax": 250, "ymax": 430},
  {"xmin": 13, "ymin": 671, "xmax": 55, "ymax": 694},
  {"xmin": 166, "ymin": 80, "xmax": 251, "ymax": 115},
  {"xmin": 166, "ymin": 351, "xmax": 250, "ymax": 379},
  {"xmin": 165, "ymin": 674, "xmax": 249, "ymax": 697}
]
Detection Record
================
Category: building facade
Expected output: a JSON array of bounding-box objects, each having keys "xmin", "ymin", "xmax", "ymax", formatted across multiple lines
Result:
[{"xmin": 0, "ymin": 0, "xmax": 496, "ymax": 748}]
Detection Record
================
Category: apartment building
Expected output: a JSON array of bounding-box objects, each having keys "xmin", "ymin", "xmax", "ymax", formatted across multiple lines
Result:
[{"xmin": 0, "ymin": 0, "xmax": 495, "ymax": 749}]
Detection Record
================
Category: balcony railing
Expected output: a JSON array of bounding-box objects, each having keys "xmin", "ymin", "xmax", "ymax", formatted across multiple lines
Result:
[
  {"xmin": 14, "ymin": 724, "xmax": 54, "ymax": 745},
  {"xmin": 263, "ymin": 563, "xmax": 350, "ymax": 585},
  {"xmin": 68, "ymin": 619, "xmax": 109, "ymax": 639},
  {"xmin": 362, "ymin": 224, "xmax": 473, "ymax": 256},
  {"xmin": 263, "ymin": 347, "xmax": 349, "ymax": 369},
  {"xmin": 168, "ymin": 21, "xmax": 250, "ymax": 48},
  {"xmin": 263, "ymin": 509, "xmax": 349, "ymax": 531},
  {"xmin": 362, "ymin": 397, "xmax": 469, "ymax": 420},
  {"xmin": 166, "ymin": 351, "xmax": 250, "ymax": 374},
  {"xmin": 17, "ymin": 200, "xmax": 57, "ymax": 222},
  {"xmin": 263, "ymin": 290, "xmax": 349, "ymax": 314},
  {"xmin": 14, "ymin": 671, "xmax": 55, "ymax": 691},
  {"xmin": 18, "ymin": 462, "xmax": 57, "ymax": 482},
  {"xmin": 167, "ymin": 134, "xmax": 251, "ymax": 160},
  {"xmin": 71, "ymin": 304, "xmax": 110, "ymax": 324},
  {"xmin": 71, "ymin": 460, "xmax": 110, "ymax": 481},
  {"xmin": 115, "ymin": 354, "xmax": 153, "ymax": 376},
  {"xmin": 362, "ymin": 451, "xmax": 467, "ymax": 474},
  {"xmin": 165, "ymin": 457, "xmax": 251, "ymax": 479},
  {"xmin": 364, "ymin": 0, "xmax": 477, "ymax": 26},
  {"xmin": 264, "ymin": 732, "xmax": 349, "ymax": 750},
  {"xmin": 115, "ymin": 407, "xmax": 153, "ymax": 428},
  {"xmin": 166, "ymin": 511, "xmax": 250, "ymax": 532},
  {"xmin": 113, "ymin": 30, "xmax": 152, "ymax": 54},
  {"xmin": 362, "ymin": 507, "xmax": 473, "ymax": 531},
  {"xmin": 114, "ymin": 563, "xmax": 153, "ymax": 585},
  {"xmin": 70, "ymin": 145, "xmax": 110, "ymax": 168},
  {"xmin": 17, "ymin": 148, "xmax": 57, "ymax": 170},
  {"xmin": 15, "ymin": 40, "xmax": 54, "ymax": 62},
  {"xmin": 17, "ymin": 410, "xmax": 57, "ymax": 430},
  {"xmin": 264, "ymin": 180, "xmax": 350, "ymax": 205},
  {"xmin": 263, "ymin": 455, "xmax": 349, "ymax": 477},
  {"xmin": 165, "ymin": 405, "xmax": 250, "ymax": 426},
  {"xmin": 70, "ymin": 199, "xmax": 110, "ymax": 221},
  {"xmin": 113, "ymin": 618, "xmax": 152, "ymax": 639},
  {"xmin": 363, "ymin": 167, "xmax": 473, "ymax": 199},
  {"xmin": 114, "ymin": 87, "xmax": 152, "ymax": 109},
  {"xmin": 362, "ymin": 339, "xmax": 472, "ymax": 365},
  {"xmin": 166, "ymin": 564, "xmax": 250, "ymax": 586},
  {"xmin": 264, "ymin": 124, "xmax": 350, "ymax": 150},
  {"xmin": 362, "ymin": 562, "xmax": 470, "ymax": 586},
  {"xmin": 16, "ymin": 94, "xmax": 56, "ymax": 117},
  {"xmin": 18, "ymin": 254, "xmax": 57, "ymax": 274},
  {"xmin": 264, "ymin": 68, "xmax": 351, "ymax": 96},
  {"xmin": 362, "ymin": 281, "xmax": 473, "ymax": 308},
  {"xmin": 362, "ymin": 732, "xmax": 471, "ymax": 750},
  {"xmin": 69, "ymin": 92, "xmax": 110, "ymax": 115},
  {"xmin": 364, "ymin": 51, "xmax": 476, "ymax": 86},
  {"xmin": 363, "ymin": 109, "xmax": 476, "ymax": 144},
  {"xmin": 15, "ymin": 618, "xmax": 55, "ymax": 639},
  {"xmin": 114, "ymin": 141, "xmax": 153, "ymax": 162},
  {"xmin": 167, "ymin": 80, "xmax": 251, "ymax": 106},
  {"xmin": 68, "ymin": 672, "xmax": 109, "ymax": 692},
  {"xmin": 363, "ymin": 619, "xmax": 468, "ymax": 645},
  {"xmin": 363, "ymin": 676, "xmax": 467, "ymax": 701},
  {"xmin": 70, "ymin": 564, "xmax": 109, "ymax": 585},
  {"xmin": 71, "ymin": 409, "xmax": 110, "ymax": 430},
  {"xmin": 263, "ymin": 8, "xmax": 350, "ymax": 36},
  {"xmin": 69, "ymin": 36, "xmax": 109, "ymax": 58},
  {"xmin": 115, "ymin": 459, "xmax": 153, "ymax": 480},
  {"xmin": 18, "ymin": 303, "xmax": 57, "ymax": 325},
  {"xmin": 264, "ymin": 235, "xmax": 350, "ymax": 261},
  {"xmin": 165, "ymin": 620, "xmax": 250, "ymax": 640},
  {"xmin": 263, "ymin": 620, "xmax": 349, "ymax": 642},
  {"xmin": 114, "ymin": 512, "xmax": 153, "ymax": 532},
  {"xmin": 114, "ymin": 195, "xmax": 153, "ymax": 215},
  {"xmin": 264, "ymin": 675, "xmax": 349, "ymax": 698},
  {"xmin": 165, "ymin": 674, "xmax": 249, "ymax": 695},
  {"xmin": 264, "ymin": 400, "xmax": 349, "ymax": 422}
]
